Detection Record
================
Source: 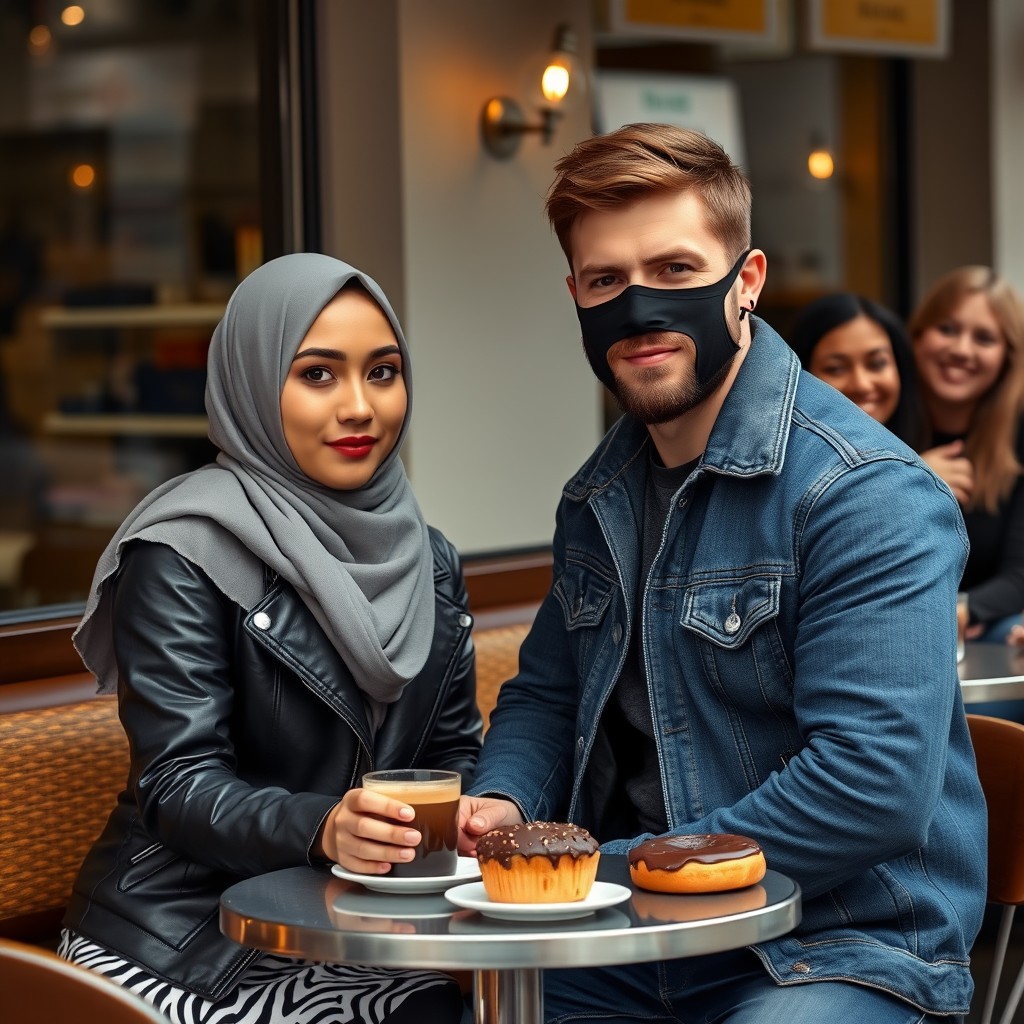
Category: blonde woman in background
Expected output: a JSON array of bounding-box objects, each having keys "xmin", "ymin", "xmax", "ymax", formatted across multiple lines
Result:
[{"xmin": 910, "ymin": 266, "xmax": 1024, "ymax": 651}]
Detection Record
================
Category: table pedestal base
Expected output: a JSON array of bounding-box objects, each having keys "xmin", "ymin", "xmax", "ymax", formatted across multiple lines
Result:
[{"xmin": 473, "ymin": 967, "xmax": 542, "ymax": 1024}]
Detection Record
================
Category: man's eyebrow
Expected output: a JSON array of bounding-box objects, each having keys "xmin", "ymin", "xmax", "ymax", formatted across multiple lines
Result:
[
  {"xmin": 639, "ymin": 248, "xmax": 709, "ymax": 269},
  {"xmin": 290, "ymin": 344, "xmax": 401, "ymax": 362},
  {"xmin": 575, "ymin": 249, "xmax": 709, "ymax": 279}
]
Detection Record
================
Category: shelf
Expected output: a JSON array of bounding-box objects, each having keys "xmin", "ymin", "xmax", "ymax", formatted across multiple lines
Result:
[
  {"xmin": 40, "ymin": 303, "xmax": 225, "ymax": 330},
  {"xmin": 43, "ymin": 414, "xmax": 209, "ymax": 438}
]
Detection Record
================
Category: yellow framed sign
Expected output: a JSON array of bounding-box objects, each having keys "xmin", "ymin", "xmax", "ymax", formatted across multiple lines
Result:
[
  {"xmin": 604, "ymin": 0, "xmax": 780, "ymax": 45},
  {"xmin": 806, "ymin": 0, "xmax": 950, "ymax": 57}
]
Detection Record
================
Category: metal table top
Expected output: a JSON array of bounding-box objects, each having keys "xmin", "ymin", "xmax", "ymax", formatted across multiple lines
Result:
[
  {"xmin": 959, "ymin": 641, "xmax": 1024, "ymax": 704},
  {"xmin": 220, "ymin": 856, "xmax": 800, "ymax": 973}
]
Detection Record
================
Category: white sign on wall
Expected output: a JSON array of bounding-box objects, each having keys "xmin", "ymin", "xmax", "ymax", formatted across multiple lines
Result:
[{"xmin": 594, "ymin": 71, "xmax": 747, "ymax": 171}]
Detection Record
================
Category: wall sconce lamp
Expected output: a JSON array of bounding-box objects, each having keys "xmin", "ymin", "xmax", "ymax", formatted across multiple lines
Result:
[{"xmin": 481, "ymin": 24, "xmax": 580, "ymax": 160}]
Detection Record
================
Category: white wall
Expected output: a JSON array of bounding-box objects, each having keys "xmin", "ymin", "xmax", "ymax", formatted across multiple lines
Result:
[
  {"xmin": 318, "ymin": 0, "xmax": 600, "ymax": 554},
  {"xmin": 992, "ymin": 0, "xmax": 1024, "ymax": 292}
]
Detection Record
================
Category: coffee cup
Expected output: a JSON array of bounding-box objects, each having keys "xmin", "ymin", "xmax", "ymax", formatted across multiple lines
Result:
[{"xmin": 361, "ymin": 769, "xmax": 461, "ymax": 878}]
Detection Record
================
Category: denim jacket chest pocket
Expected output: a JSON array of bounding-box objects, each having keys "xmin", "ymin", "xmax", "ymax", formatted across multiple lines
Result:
[
  {"xmin": 680, "ymin": 575, "xmax": 796, "ymax": 724},
  {"xmin": 683, "ymin": 575, "xmax": 780, "ymax": 648},
  {"xmin": 553, "ymin": 558, "xmax": 618, "ymax": 683}
]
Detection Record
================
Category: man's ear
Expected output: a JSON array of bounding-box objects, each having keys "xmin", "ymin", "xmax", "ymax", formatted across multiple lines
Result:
[
  {"xmin": 566, "ymin": 274, "xmax": 578, "ymax": 303},
  {"xmin": 738, "ymin": 250, "xmax": 767, "ymax": 311}
]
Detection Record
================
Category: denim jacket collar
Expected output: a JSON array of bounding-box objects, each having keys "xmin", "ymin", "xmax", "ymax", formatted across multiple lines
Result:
[{"xmin": 563, "ymin": 316, "xmax": 800, "ymax": 503}]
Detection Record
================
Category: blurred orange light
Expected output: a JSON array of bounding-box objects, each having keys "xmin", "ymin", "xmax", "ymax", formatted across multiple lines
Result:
[
  {"xmin": 807, "ymin": 149, "xmax": 834, "ymax": 180},
  {"xmin": 28, "ymin": 24, "xmax": 52, "ymax": 54},
  {"xmin": 541, "ymin": 62, "xmax": 571, "ymax": 104},
  {"xmin": 61, "ymin": 5, "xmax": 85, "ymax": 26},
  {"xmin": 71, "ymin": 163, "xmax": 96, "ymax": 189}
]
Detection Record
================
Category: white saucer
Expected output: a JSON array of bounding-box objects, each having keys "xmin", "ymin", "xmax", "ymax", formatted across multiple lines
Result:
[
  {"xmin": 443, "ymin": 881, "xmax": 632, "ymax": 921},
  {"xmin": 331, "ymin": 856, "xmax": 480, "ymax": 894}
]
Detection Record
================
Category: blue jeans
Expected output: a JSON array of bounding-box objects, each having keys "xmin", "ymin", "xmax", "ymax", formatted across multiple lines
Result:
[{"xmin": 544, "ymin": 949, "xmax": 944, "ymax": 1023}]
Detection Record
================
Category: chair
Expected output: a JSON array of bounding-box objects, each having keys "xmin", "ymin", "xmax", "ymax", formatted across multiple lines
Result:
[
  {"xmin": 967, "ymin": 714, "xmax": 1024, "ymax": 1024},
  {"xmin": 0, "ymin": 937, "xmax": 167, "ymax": 1023},
  {"xmin": 0, "ymin": 697, "xmax": 128, "ymax": 940}
]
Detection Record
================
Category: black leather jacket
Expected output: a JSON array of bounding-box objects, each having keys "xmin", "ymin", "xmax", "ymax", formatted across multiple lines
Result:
[{"xmin": 64, "ymin": 529, "xmax": 480, "ymax": 999}]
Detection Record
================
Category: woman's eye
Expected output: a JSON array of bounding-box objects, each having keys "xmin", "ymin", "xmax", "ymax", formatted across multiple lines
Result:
[
  {"xmin": 301, "ymin": 366, "xmax": 333, "ymax": 384},
  {"xmin": 368, "ymin": 364, "xmax": 399, "ymax": 383},
  {"xmin": 937, "ymin": 322, "xmax": 958, "ymax": 337},
  {"xmin": 973, "ymin": 331, "xmax": 998, "ymax": 346}
]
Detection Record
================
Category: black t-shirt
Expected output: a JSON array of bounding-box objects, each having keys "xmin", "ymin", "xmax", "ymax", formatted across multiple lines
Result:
[{"xmin": 597, "ymin": 451, "xmax": 698, "ymax": 839}]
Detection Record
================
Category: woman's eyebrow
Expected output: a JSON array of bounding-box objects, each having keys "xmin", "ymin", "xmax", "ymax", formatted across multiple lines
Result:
[
  {"xmin": 291, "ymin": 344, "xmax": 401, "ymax": 362},
  {"xmin": 292, "ymin": 346, "xmax": 344, "ymax": 362}
]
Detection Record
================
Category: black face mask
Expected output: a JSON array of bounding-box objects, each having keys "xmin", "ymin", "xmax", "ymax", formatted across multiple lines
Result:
[{"xmin": 574, "ymin": 251, "xmax": 750, "ymax": 393}]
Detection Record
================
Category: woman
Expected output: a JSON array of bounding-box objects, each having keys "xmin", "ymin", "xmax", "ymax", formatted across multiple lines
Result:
[
  {"xmin": 910, "ymin": 265, "xmax": 1024, "ymax": 645},
  {"xmin": 58, "ymin": 254, "xmax": 480, "ymax": 1023},
  {"xmin": 788, "ymin": 292, "xmax": 927, "ymax": 449}
]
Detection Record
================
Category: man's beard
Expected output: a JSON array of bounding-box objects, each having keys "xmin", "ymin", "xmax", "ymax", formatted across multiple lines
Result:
[{"xmin": 608, "ymin": 312, "xmax": 741, "ymax": 425}]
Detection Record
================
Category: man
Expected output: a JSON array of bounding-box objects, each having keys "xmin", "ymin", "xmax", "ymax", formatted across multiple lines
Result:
[{"xmin": 459, "ymin": 124, "xmax": 986, "ymax": 1022}]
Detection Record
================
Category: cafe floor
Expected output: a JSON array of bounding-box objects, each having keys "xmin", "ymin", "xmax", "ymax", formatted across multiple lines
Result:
[{"xmin": 967, "ymin": 904, "xmax": 1023, "ymax": 1023}]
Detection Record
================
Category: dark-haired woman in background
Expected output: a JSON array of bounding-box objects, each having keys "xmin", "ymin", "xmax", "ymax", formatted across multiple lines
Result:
[{"xmin": 789, "ymin": 292, "xmax": 929, "ymax": 450}]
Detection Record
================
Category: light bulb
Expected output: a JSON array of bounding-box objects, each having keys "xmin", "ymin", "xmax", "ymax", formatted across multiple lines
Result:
[
  {"xmin": 541, "ymin": 61, "xmax": 571, "ymax": 104},
  {"xmin": 807, "ymin": 149, "xmax": 834, "ymax": 180}
]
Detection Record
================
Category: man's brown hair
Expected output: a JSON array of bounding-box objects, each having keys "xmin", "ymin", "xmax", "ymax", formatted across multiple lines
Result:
[{"xmin": 545, "ymin": 123, "xmax": 752, "ymax": 270}]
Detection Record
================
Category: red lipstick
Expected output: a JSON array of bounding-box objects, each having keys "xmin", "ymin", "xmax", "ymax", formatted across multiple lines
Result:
[{"xmin": 328, "ymin": 436, "xmax": 377, "ymax": 459}]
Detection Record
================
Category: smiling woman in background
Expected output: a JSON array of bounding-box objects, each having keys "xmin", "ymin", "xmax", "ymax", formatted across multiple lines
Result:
[
  {"xmin": 788, "ymin": 292, "xmax": 927, "ymax": 449},
  {"xmin": 910, "ymin": 266, "xmax": 1024, "ymax": 645}
]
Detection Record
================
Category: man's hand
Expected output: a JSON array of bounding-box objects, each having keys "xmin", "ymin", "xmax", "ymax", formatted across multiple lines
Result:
[{"xmin": 457, "ymin": 795, "xmax": 523, "ymax": 854}]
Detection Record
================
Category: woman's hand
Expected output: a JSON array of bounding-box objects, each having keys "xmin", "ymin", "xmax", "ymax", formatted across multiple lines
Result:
[
  {"xmin": 921, "ymin": 440, "xmax": 974, "ymax": 506},
  {"xmin": 457, "ymin": 795, "xmax": 523, "ymax": 854},
  {"xmin": 315, "ymin": 787, "xmax": 421, "ymax": 874}
]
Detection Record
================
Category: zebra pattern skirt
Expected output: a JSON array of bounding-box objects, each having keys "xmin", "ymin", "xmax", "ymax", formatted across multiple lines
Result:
[{"xmin": 59, "ymin": 930, "xmax": 464, "ymax": 1023}]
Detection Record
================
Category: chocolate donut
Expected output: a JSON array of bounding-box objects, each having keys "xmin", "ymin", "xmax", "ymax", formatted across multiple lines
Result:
[{"xmin": 628, "ymin": 833, "xmax": 766, "ymax": 893}]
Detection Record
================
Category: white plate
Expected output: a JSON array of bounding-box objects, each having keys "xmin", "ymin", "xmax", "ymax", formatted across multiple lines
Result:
[
  {"xmin": 331, "ymin": 856, "xmax": 481, "ymax": 894},
  {"xmin": 443, "ymin": 881, "xmax": 632, "ymax": 921}
]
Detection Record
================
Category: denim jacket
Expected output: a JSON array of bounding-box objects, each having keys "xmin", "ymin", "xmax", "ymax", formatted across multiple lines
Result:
[{"xmin": 471, "ymin": 318, "xmax": 986, "ymax": 1015}]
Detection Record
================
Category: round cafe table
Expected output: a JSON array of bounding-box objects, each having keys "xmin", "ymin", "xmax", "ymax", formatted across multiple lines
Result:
[{"xmin": 220, "ymin": 854, "xmax": 801, "ymax": 1024}]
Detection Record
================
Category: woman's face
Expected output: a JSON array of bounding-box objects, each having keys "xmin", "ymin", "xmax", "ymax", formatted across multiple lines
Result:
[
  {"xmin": 913, "ymin": 291, "xmax": 1007, "ymax": 413},
  {"xmin": 807, "ymin": 315, "xmax": 901, "ymax": 424},
  {"xmin": 280, "ymin": 288, "xmax": 407, "ymax": 490}
]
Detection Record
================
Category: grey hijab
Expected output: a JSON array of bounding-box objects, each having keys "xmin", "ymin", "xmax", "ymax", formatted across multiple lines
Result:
[{"xmin": 74, "ymin": 253, "xmax": 435, "ymax": 707}]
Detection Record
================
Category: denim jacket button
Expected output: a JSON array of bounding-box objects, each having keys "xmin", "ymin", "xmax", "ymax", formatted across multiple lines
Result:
[
  {"xmin": 791, "ymin": 961, "xmax": 811, "ymax": 974},
  {"xmin": 724, "ymin": 612, "xmax": 741, "ymax": 634},
  {"xmin": 253, "ymin": 612, "xmax": 271, "ymax": 631},
  {"xmin": 458, "ymin": 613, "xmax": 473, "ymax": 628},
  {"xmin": 611, "ymin": 623, "xmax": 623, "ymax": 643}
]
